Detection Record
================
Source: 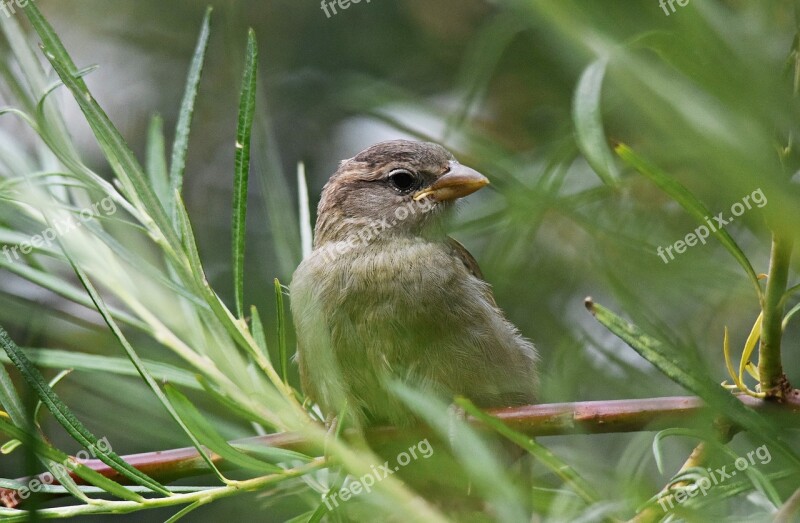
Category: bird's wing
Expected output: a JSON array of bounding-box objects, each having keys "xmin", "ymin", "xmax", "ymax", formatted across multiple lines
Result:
[{"xmin": 446, "ymin": 237, "xmax": 497, "ymax": 307}]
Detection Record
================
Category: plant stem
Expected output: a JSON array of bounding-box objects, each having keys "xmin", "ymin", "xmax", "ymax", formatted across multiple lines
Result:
[
  {"xmin": 630, "ymin": 442, "xmax": 711, "ymax": 523},
  {"xmin": 775, "ymin": 487, "xmax": 800, "ymax": 523},
  {"xmin": 5, "ymin": 395, "xmax": 800, "ymax": 510},
  {"xmin": 759, "ymin": 233, "xmax": 794, "ymax": 398}
]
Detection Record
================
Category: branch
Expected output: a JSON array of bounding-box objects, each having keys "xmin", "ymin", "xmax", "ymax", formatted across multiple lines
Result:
[
  {"xmin": 759, "ymin": 233, "xmax": 794, "ymax": 397},
  {"xmin": 3, "ymin": 394, "xmax": 800, "ymax": 509},
  {"xmin": 775, "ymin": 487, "xmax": 800, "ymax": 523}
]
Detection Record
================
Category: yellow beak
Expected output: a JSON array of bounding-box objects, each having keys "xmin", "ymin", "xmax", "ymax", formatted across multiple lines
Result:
[{"xmin": 413, "ymin": 162, "xmax": 490, "ymax": 202}]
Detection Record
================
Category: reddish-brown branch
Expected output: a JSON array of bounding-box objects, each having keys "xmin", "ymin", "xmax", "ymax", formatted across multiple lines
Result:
[
  {"xmin": 3, "ymin": 394, "xmax": 800, "ymax": 509},
  {"xmin": 775, "ymin": 487, "xmax": 800, "ymax": 523}
]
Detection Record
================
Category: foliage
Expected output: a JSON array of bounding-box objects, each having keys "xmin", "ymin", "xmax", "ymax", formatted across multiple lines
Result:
[{"xmin": 0, "ymin": 1, "xmax": 799, "ymax": 521}]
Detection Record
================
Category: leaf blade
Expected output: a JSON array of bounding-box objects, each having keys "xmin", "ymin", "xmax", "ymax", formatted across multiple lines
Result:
[
  {"xmin": 232, "ymin": 29, "xmax": 259, "ymax": 318},
  {"xmin": 169, "ymin": 7, "xmax": 212, "ymax": 225},
  {"xmin": 573, "ymin": 58, "xmax": 619, "ymax": 187},
  {"xmin": 615, "ymin": 143, "xmax": 761, "ymax": 298},
  {"xmin": 0, "ymin": 325, "xmax": 170, "ymax": 496}
]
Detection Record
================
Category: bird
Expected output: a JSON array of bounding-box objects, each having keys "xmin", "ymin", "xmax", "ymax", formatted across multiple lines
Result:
[{"xmin": 290, "ymin": 139, "xmax": 538, "ymax": 429}]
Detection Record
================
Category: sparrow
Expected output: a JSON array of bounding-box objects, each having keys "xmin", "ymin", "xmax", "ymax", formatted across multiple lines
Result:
[{"xmin": 290, "ymin": 140, "xmax": 538, "ymax": 429}]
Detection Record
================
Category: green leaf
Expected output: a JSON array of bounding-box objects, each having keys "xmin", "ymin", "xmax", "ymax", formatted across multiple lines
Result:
[
  {"xmin": 33, "ymin": 369, "xmax": 71, "ymax": 425},
  {"xmin": 62, "ymin": 255, "xmax": 226, "ymax": 483},
  {"xmin": 649, "ymin": 428, "xmax": 783, "ymax": 509},
  {"xmin": 0, "ymin": 417, "xmax": 142, "ymax": 502},
  {"xmin": 456, "ymin": 397, "xmax": 600, "ymax": 505},
  {"xmin": 275, "ymin": 278, "xmax": 288, "ymax": 386},
  {"xmin": 196, "ymin": 375, "xmax": 275, "ymax": 427},
  {"xmin": 164, "ymin": 501, "xmax": 206, "ymax": 523},
  {"xmin": 390, "ymin": 382, "xmax": 527, "ymax": 523},
  {"xmin": 0, "ymin": 349, "xmax": 25, "ymax": 426},
  {"xmin": 164, "ymin": 384, "xmax": 281, "ymax": 473},
  {"xmin": 0, "ymin": 259, "xmax": 148, "ymax": 330},
  {"xmin": 174, "ymin": 193, "xmax": 291, "ymax": 407},
  {"xmin": 0, "ymin": 325, "xmax": 170, "ymax": 496},
  {"xmin": 231, "ymin": 441, "xmax": 311, "ymax": 465},
  {"xmin": 250, "ymin": 305, "xmax": 271, "ymax": 365},
  {"xmin": 0, "ymin": 6, "xmax": 47, "ymax": 105},
  {"xmin": 0, "ymin": 478, "xmax": 25, "ymax": 490},
  {"xmin": 573, "ymin": 58, "xmax": 619, "ymax": 186},
  {"xmin": 169, "ymin": 7, "xmax": 212, "ymax": 225},
  {"xmin": 587, "ymin": 300, "xmax": 707, "ymax": 393},
  {"xmin": 586, "ymin": 300, "xmax": 800, "ymax": 468},
  {"xmin": 146, "ymin": 113, "xmax": 170, "ymax": 208},
  {"xmin": 0, "ymin": 348, "xmax": 201, "ymax": 390},
  {"xmin": 232, "ymin": 29, "xmax": 259, "ymax": 318},
  {"xmin": 22, "ymin": 1, "xmax": 184, "ymax": 260},
  {"xmin": 73, "ymin": 212, "xmax": 209, "ymax": 310},
  {"xmin": 614, "ymin": 143, "xmax": 761, "ymax": 298},
  {"xmin": 651, "ymin": 428, "xmax": 707, "ymax": 475},
  {"xmin": 174, "ymin": 191, "xmax": 249, "ymax": 347},
  {"xmin": 1, "ymin": 344, "xmax": 91, "ymax": 504}
]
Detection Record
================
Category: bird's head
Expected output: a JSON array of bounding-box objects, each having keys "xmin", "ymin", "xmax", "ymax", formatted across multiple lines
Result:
[{"xmin": 314, "ymin": 140, "xmax": 489, "ymax": 246}]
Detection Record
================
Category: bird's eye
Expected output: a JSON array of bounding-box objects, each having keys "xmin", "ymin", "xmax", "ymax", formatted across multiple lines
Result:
[{"xmin": 387, "ymin": 169, "xmax": 419, "ymax": 193}]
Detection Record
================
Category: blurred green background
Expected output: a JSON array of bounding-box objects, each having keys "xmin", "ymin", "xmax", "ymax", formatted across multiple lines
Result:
[{"xmin": 2, "ymin": 0, "xmax": 800, "ymax": 521}]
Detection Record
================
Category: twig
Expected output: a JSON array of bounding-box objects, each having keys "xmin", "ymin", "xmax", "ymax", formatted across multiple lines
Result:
[
  {"xmin": 774, "ymin": 487, "xmax": 800, "ymax": 523},
  {"xmin": 3, "ymin": 394, "xmax": 800, "ymax": 509},
  {"xmin": 629, "ymin": 419, "xmax": 735, "ymax": 523},
  {"xmin": 759, "ymin": 233, "xmax": 794, "ymax": 398}
]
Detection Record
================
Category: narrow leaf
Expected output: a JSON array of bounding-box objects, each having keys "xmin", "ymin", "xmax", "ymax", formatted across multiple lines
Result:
[
  {"xmin": 275, "ymin": 278, "xmax": 288, "ymax": 385},
  {"xmin": 196, "ymin": 375, "xmax": 276, "ymax": 428},
  {"xmin": 175, "ymin": 193, "xmax": 292, "ymax": 406},
  {"xmin": 739, "ymin": 312, "xmax": 763, "ymax": 389},
  {"xmin": 250, "ymin": 305, "xmax": 271, "ymax": 365},
  {"xmin": 64, "ymin": 259, "xmax": 226, "ymax": 483},
  {"xmin": 391, "ymin": 382, "xmax": 526, "ymax": 522},
  {"xmin": 573, "ymin": 58, "xmax": 619, "ymax": 186},
  {"xmin": 0, "ymin": 352, "xmax": 25, "ymax": 426},
  {"xmin": 22, "ymin": 1, "xmax": 183, "ymax": 259},
  {"xmin": 165, "ymin": 385, "xmax": 281, "ymax": 473},
  {"xmin": 169, "ymin": 7, "xmax": 212, "ymax": 225},
  {"xmin": 146, "ymin": 113, "xmax": 170, "ymax": 208},
  {"xmin": 0, "ymin": 418, "xmax": 142, "ymax": 502},
  {"xmin": 586, "ymin": 299, "xmax": 800, "ymax": 467},
  {"xmin": 164, "ymin": 501, "xmax": 205, "ymax": 523},
  {"xmin": 232, "ymin": 29, "xmax": 259, "ymax": 318},
  {"xmin": 0, "ymin": 348, "xmax": 201, "ymax": 390},
  {"xmin": 615, "ymin": 143, "xmax": 761, "ymax": 298},
  {"xmin": 586, "ymin": 300, "xmax": 707, "ymax": 393},
  {"xmin": 456, "ymin": 397, "xmax": 600, "ymax": 505},
  {"xmin": 0, "ymin": 326, "xmax": 169, "ymax": 495}
]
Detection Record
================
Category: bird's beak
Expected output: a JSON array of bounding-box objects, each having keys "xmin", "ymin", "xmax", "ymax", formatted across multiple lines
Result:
[{"xmin": 413, "ymin": 161, "xmax": 490, "ymax": 202}]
